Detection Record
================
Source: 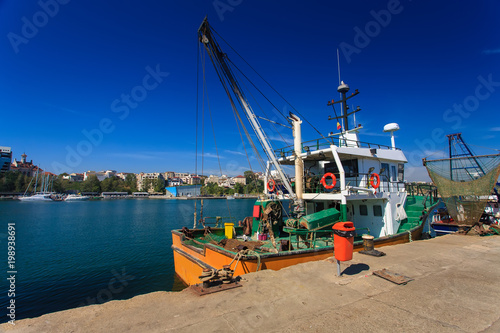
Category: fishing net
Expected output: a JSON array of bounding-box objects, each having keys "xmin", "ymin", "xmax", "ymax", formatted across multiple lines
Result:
[{"xmin": 425, "ymin": 154, "xmax": 500, "ymax": 225}]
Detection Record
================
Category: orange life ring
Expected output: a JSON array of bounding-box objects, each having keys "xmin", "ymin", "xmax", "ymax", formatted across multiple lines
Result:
[
  {"xmin": 369, "ymin": 173, "xmax": 380, "ymax": 189},
  {"xmin": 267, "ymin": 179, "xmax": 276, "ymax": 192},
  {"xmin": 320, "ymin": 173, "xmax": 337, "ymax": 189}
]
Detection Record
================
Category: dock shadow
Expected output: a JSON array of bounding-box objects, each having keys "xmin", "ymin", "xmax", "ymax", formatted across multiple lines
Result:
[{"xmin": 342, "ymin": 263, "xmax": 370, "ymax": 276}]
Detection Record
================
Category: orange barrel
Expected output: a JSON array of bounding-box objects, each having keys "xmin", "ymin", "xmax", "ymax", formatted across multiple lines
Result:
[{"xmin": 332, "ymin": 222, "xmax": 355, "ymax": 261}]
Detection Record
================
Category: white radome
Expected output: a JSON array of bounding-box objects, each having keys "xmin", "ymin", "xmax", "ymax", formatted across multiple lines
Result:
[{"xmin": 383, "ymin": 123, "xmax": 400, "ymax": 132}]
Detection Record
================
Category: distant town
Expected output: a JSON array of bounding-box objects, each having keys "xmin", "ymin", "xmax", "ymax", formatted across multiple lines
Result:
[{"xmin": 0, "ymin": 147, "xmax": 266, "ymax": 197}]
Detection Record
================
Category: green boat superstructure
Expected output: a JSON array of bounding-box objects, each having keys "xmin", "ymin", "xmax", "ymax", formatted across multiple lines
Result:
[{"xmin": 177, "ymin": 187, "xmax": 438, "ymax": 259}]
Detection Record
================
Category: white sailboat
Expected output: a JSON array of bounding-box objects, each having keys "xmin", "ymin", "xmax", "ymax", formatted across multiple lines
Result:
[{"xmin": 18, "ymin": 169, "xmax": 54, "ymax": 202}]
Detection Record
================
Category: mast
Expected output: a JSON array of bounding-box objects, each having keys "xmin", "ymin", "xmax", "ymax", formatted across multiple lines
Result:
[
  {"xmin": 447, "ymin": 133, "xmax": 485, "ymax": 180},
  {"xmin": 327, "ymin": 82, "xmax": 360, "ymax": 132},
  {"xmin": 198, "ymin": 19, "xmax": 298, "ymax": 204}
]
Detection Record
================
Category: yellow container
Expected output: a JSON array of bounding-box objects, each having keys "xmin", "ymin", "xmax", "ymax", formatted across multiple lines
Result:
[{"xmin": 225, "ymin": 223, "xmax": 234, "ymax": 239}]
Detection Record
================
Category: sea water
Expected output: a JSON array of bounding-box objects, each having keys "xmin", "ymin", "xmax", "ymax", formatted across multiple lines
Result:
[{"xmin": 0, "ymin": 198, "xmax": 255, "ymax": 323}]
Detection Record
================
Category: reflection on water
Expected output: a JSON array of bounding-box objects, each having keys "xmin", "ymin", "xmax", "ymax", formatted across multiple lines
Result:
[{"xmin": 171, "ymin": 273, "xmax": 188, "ymax": 291}]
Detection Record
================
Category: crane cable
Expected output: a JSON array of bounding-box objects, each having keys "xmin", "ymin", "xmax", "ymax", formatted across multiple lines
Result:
[{"xmin": 212, "ymin": 27, "xmax": 330, "ymax": 143}]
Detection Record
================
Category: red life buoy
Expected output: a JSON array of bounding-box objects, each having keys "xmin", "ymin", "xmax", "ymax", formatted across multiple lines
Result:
[
  {"xmin": 370, "ymin": 173, "xmax": 380, "ymax": 189},
  {"xmin": 267, "ymin": 179, "xmax": 276, "ymax": 192},
  {"xmin": 320, "ymin": 173, "xmax": 337, "ymax": 189}
]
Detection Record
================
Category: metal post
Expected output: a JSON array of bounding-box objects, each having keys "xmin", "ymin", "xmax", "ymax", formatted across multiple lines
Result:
[
  {"xmin": 293, "ymin": 115, "xmax": 304, "ymax": 204},
  {"xmin": 337, "ymin": 259, "xmax": 342, "ymax": 277}
]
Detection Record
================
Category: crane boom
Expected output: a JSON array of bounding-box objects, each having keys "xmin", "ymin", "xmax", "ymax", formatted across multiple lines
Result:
[{"xmin": 198, "ymin": 19, "xmax": 297, "ymax": 202}]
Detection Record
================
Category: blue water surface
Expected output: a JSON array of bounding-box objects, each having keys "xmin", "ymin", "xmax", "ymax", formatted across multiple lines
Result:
[{"xmin": 0, "ymin": 198, "xmax": 255, "ymax": 322}]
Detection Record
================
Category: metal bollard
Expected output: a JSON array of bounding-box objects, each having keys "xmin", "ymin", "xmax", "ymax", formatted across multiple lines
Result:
[{"xmin": 362, "ymin": 234, "xmax": 374, "ymax": 251}]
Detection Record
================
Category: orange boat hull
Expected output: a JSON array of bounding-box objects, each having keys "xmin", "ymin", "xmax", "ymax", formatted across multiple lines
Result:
[{"xmin": 172, "ymin": 223, "xmax": 423, "ymax": 286}]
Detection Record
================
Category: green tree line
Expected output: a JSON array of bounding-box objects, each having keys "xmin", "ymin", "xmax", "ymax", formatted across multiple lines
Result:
[
  {"xmin": 0, "ymin": 171, "xmax": 139, "ymax": 194},
  {"xmin": 1, "ymin": 170, "xmax": 265, "ymax": 195}
]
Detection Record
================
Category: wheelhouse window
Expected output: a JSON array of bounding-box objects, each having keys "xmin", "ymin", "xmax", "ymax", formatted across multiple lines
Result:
[
  {"xmin": 359, "ymin": 204, "xmax": 368, "ymax": 216},
  {"xmin": 324, "ymin": 159, "xmax": 358, "ymax": 177},
  {"xmin": 391, "ymin": 165, "xmax": 397, "ymax": 182},
  {"xmin": 381, "ymin": 163, "xmax": 390, "ymax": 182},
  {"xmin": 373, "ymin": 205, "xmax": 383, "ymax": 216},
  {"xmin": 343, "ymin": 159, "xmax": 359, "ymax": 177},
  {"xmin": 398, "ymin": 163, "xmax": 404, "ymax": 182}
]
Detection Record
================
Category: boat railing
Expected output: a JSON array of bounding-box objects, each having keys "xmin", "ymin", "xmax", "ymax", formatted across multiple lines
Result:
[
  {"xmin": 282, "ymin": 226, "xmax": 371, "ymax": 251},
  {"xmin": 275, "ymin": 135, "xmax": 398, "ymax": 158},
  {"xmin": 303, "ymin": 172, "xmax": 406, "ymax": 194},
  {"xmin": 405, "ymin": 183, "xmax": 438, "ymax": 200},
  {"xmin": 198, "ymin": 216, "xmax": 237, "ymax": 228}
]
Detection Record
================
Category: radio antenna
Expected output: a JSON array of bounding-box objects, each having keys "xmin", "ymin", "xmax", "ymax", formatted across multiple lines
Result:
[{"xmin": 337, "ymin": 48, "xmax": 341, "ymax": 85}]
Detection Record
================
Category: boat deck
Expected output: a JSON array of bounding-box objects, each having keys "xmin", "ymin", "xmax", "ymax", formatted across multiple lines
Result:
[
  {"xmin": 181, "ymin": 228, "xmax": 361, "ymax": 256},
  {"xmin": 182, "ymin": 193, "xmax": 430, "ymax": 257}
]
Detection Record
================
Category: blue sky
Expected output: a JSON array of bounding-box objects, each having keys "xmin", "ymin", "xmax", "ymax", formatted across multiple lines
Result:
[{"xmin": 0, "ymin": 0, "xmax": 499, "ymax": 180}]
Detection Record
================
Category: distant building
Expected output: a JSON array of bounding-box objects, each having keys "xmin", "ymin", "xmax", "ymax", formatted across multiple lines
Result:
[
  {"xmin": 10, "ymin": 153, "xmax": 39, "ymax": 176},
  {"xmin": 167, "ymin": 177, "xmax": 182, "ymax": 186},
  {"xmin": 174, "ymin": 172, "xmax": 189, "ymax": 178},
  {"xmin": 254, "ymin": 172, "xmax": 265, "ymax": 180},
  {"xmin": 0, "ymin": 146, "xmax": 12, "ymax": 173},
  {"xmin": 62, "ymin": 173, "xmax": 84, "ymax": 182},
  {"xmin": 206, "ymin": 175, "xmax": 219, "ymax": 184},
  {"xmin": 116, "ymin": 172, "xmax": 133, "ymax": 180},
  {"xmin": 187, "ymin": 176, "xmax": 201, "ymax": 185},
  {"xmin": 84, "ymin": 170, "xmax": 116, "ymax": 181},
  {"xmin": 166, "ymin": 185, "xmax": 201, "ymax": 197},
  {"xmin": 232, "ymin": 175, "xmax": 246, "ymax": 185},
  {"xmin": 218, "ymin": 175, "xmax": 231, "ymax": 187},
  {"xmin": 101, "ymin": 192, "xmax": 128, "ymax": 198},
  {"xmin": 164, "ymin": 171, "xmax": 175, "ymax": 179},
  {"xmin": 136, "ymin": 172, "xmax": 165, "ymax": 192},
  {"xmin": 181, "ymin": 174, "xmax": 202, "ymax": 185}
]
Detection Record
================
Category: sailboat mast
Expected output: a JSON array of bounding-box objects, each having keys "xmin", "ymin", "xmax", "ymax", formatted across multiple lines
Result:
[
  {"xmin": 34, "ymin": 169, "xmax": 38, "ymax": 194},
  {"xmin": 41, "ymin": 171, "xmax": 45, "ymax": 193}
]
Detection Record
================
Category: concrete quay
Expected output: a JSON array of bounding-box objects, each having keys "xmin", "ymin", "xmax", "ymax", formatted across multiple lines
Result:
[{"xmin": 2, "ymin": 234, "xmax": 500, "ymax": 333}]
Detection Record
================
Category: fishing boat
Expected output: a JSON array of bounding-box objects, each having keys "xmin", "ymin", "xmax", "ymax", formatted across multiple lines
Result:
[
  {"xmin": 485, "ymin": 183, "xmax": 500, "ymax": 217},
  {"xmin": 424, "ymin": 133, "xmax": 500, "ymax": 235},
  {"xmin": 430, "ymin": 207, "xmax": 461, "ymax": 236},
  {"xmin": 430, "ymin": 187, "xmax": 500, "ymax": 236},
  {"xmin": 171, "ymin": 19, "xmax": 439, "ymax": 286}
]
